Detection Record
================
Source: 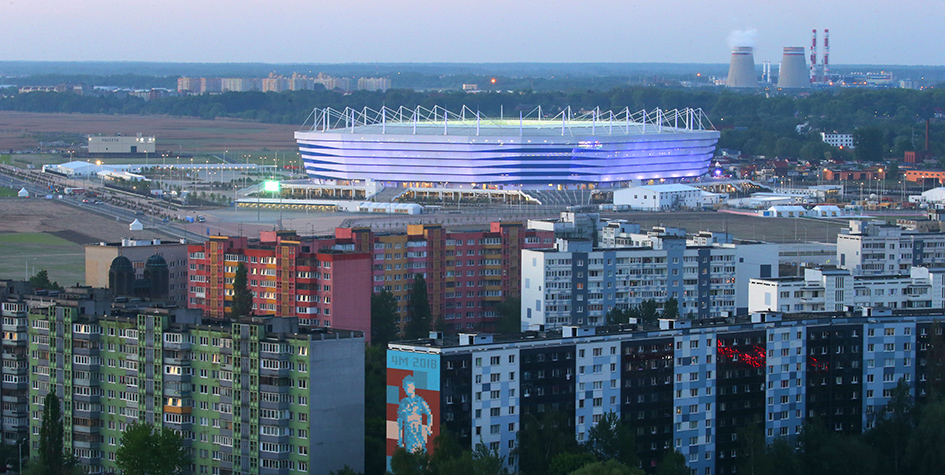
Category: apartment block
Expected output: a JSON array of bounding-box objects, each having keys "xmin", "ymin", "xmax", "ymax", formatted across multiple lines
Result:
[
  {"xmin": 388, "ymin": 310, "xmax": 945, "ymax": 474},
  {"xmin": 749, "ymin": 266, "xmax": 945, "ymax": 313},
  {"xmin": 837, "ymin": 220, "xmax": 945, "ymax": 274},
  {"xmin": 27, "ymin": 300, "xmax": 364, "ymax": 475},
  {"xmin": 186, "ymin": 231, "xmax": 371, "ymax": 336},
  {"xmin": 189, "ymin": 224, "xmax": 552, "ymax": 335},
  {"xmin": 522, "ymin": 236, "xmax": 778, "ymax": 330},
  {"xmin": 335, "ymin": 222, "xmax": 553, "ymax": 333}
]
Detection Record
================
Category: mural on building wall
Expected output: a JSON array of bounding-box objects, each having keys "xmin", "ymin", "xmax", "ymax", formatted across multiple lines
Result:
[{"xmin": 387, "ymin": 350, "xmax": 440, "ymax": 469}]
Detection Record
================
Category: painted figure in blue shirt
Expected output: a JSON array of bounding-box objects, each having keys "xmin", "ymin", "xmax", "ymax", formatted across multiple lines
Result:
[{"xmin": 397, "ymin": 376, "xmax": 433, "ymax": 453}]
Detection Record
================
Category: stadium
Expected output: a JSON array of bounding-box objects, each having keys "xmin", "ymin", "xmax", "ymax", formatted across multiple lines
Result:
[{"xmin": 295, "ymin": 106, "xmax": 719, "ymax": 188}]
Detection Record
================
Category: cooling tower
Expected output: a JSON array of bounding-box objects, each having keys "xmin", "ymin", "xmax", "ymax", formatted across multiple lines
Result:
[
  {"xmin": 725, "ymin": 47, "xmax": 758, "ymax": 88},
  {"xmin": 777, "ymin": 47, "xmax": 810, "ymax": 88}
]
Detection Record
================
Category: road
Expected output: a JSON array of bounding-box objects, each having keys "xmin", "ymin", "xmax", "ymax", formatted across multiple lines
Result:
[{"xmin": 0, "ymin": 166, "xmax": 206, "ymax": 242}]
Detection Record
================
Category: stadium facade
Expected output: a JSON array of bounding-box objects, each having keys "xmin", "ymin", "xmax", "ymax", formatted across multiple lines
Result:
[{"xmin": 295, "ymin": 106, "xmax": 719, "ymax": 187}]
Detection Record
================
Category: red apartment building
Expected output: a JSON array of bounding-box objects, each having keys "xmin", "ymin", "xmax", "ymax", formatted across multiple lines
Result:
[
  {"xmin": 187, "ymin": 230, "xmax": 372, "ymax": 337},
  {"xmin": 187, "ymin": 223, "xmax": 553, "ymax": 336}
]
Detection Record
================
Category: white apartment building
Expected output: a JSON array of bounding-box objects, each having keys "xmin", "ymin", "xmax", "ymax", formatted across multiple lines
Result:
[
  {"xmin": 521, "ymin": 235, "xmax": 778, "ymax": 330},
  {"xmin": 837, "ymin": 220, "xmax": 945, "ymax": 274},
  {"xmin": 821, "ymin": 132, "xmax": 855, "ymax": 148},
  {"xmin": 749, "ymin": 266, "xmax": 945, "ymax": 313}
]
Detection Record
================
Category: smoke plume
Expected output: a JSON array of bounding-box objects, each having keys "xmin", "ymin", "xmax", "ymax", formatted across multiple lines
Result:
[{"xmin": 727, "ymin": 29, "xmax": 758, "ymax": 49}]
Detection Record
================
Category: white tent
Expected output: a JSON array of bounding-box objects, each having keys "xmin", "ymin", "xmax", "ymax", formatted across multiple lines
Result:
[
  {"xmin": 17, "ymin": 187, "xmax": 29, "ymax": 198},
  {"xmin": 129, "ymin": 219, "xmax": 144, "ymax": 231}
]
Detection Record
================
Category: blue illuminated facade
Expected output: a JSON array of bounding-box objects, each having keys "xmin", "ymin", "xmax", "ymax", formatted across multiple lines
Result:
[{"xmin": 295, "ymin": 110, "xmax": 720, "ymax": 186}]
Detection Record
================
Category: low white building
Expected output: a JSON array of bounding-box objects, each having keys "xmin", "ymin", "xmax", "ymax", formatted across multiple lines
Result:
[
  {"xmin": 613, "ymin": 184, "xmax": 704, "ymax": 211},
  {"xmin": 749, "ymin": 266, "xmax": 945, "ymax": 313},
  {"xmin": 809, "ymin": 205, "xmax": 843, "ymax": 218},
  {"xmin": 88, "ymin": 134, "xmax": 156, "ymax": 154},
  {"xmin": 759, "ymin": 205, "xmax": 807, "ymax": 217},
  {"xmin": 910, "ymin": 187, "xmax": 945, "ymax": 205}
]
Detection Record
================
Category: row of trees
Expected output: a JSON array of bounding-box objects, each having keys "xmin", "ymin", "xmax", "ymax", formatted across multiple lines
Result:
[
  {"xmin": 5, "ymin": 86, "xmax": 945, "ymax": 160},
  {"xmin": 29, "ymin": 392, "xmax": 189, "ymax": 474}
]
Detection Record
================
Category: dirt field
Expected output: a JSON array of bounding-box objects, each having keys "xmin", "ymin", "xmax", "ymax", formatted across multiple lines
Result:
[
  {"xmin": 0, "ymin": 198, "xmax": 181, "ymax": 285},
  {"xmin": 0, "ymin": 198, "xmax": 146, "ymax": 240},
  {"xmin": 0, "ymin": 111, "xmax": 298, "ymax": 153}
]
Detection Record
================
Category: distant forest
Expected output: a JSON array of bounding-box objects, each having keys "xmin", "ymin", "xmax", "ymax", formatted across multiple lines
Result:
[{"xmin": 2, "ymin": 84, "xmax": 945, "ymax": 163}]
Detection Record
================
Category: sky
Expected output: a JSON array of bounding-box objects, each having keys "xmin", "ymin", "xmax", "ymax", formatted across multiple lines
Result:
[{"xmin": 4, "ymin": 0, "xmax": 943, "ymax": 66}]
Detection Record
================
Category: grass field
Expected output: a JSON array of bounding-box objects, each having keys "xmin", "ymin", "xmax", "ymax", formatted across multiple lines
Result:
[
  {"xmin": 0, "ymin": 232, "xmax": 85, "ymax": 286},
  {"xmin": 0, "ymin": 187, "xmax": 17, "ymax": 198}
]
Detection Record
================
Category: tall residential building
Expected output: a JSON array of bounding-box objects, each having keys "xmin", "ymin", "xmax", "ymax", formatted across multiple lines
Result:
[
  {"xmin": 837, "ymin": 220, "xmax": 945, "ymax": 274},
  {"xmin": 177, "ymin": 77, "xmax": 199, "ymax": 93},
  {"xmin": 188, "ymin": 224, "xmax": 552, "ymax": 335},
  {"xmin": 220, "ymin": 78, "xmax": 262, "ymax": 92},
  {"xmin": 357, "ymin": 77, "xmax": 391, "ymax": 92},
  {"xmin": 334, "ymin": 222, "xmax": 553, "ymax": 333},
  {"xmin": 199, "ymin": 78, "xmax": 222, "ymax": 94},
  {"xmin": 186, "ymin": 231, "xmax": 372, "ymax": 337},
  {"xmin": 28, "ymin": 301, "xmax": 364, "ymax": 475},
  {"xmin": 521, "ymin": 236, "xmax": 778, "ymax": 330},
  {"xmin": 85, "ymin": 238, "xmax": 190, "ymax": 304},
  {"xmin": 388, "ymin": 310, "xmax": 945, "ymax": 474},
  {"xmin": 749, "ymin": 266, "xmax": 945, "ymax": 313},
  {"xmin": 262, "ymin": 74, "xmax": 288, "ymax": 93}
]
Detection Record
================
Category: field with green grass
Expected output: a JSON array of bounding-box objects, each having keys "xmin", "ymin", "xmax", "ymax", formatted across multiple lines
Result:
[
  {"xmin": 0, "ymin": 187, "xmax": 18, "ymax": 198},
  {"xmin": 0, "ymin": 232, "xmax": 85, "ymax": 286}
]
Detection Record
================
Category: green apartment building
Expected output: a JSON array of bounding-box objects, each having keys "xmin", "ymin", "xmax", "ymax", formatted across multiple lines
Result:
[{"xmin": 26, "ymin": 294, "xmax": 364, "ymax": 475}]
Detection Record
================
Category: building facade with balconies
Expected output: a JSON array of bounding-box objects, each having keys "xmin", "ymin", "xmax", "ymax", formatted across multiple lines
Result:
[
  {"xmin": 27, "ymin": 303, "xmax": 364, "ymax": 475},
  {"xmin": 749, "ymin": 266, "xmax": 945, "ymax": 313},
  {"xmin": 389, "ymin": 310, "xmax": 945, "ymax": 474}
]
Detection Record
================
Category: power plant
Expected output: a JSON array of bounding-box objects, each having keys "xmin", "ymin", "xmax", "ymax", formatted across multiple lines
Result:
[
  {"xmin": 777, "ymin": 47, "xmax": 810, "ymax": 88},
  {"xmin": 725, "ymin": 46, "xmax": 758, "ymax": 88},
  {"xmin": 810, "ymin": 28, "xmax": 830, "ymax": 84}
]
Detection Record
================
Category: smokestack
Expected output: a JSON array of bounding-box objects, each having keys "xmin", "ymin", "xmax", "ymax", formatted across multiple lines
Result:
[
  {"xmin": 726, "ymin": 47, "xmax": 758, "ymax": 88},
  {"xmin": 810, "ymin": 29, "xmax": 818, "ymax": 83},
  {"xmin": 823, "ymin": 29, "xmax": 830, "ymax": 83},
  {"xmin": 778, "ymin": 47, "xmax": 810, "ymax": 89}
]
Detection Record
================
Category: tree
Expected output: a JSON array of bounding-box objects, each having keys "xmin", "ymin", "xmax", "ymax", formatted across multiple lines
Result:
[
  {"xmin": 29, "ymin": 270, "xmax": 62, "ymax": 291},
  {"xmin": 867, "ymin": 378, "xmax": 915, "ymax": 475},
  {"xmin": 34, "ymin": 392, "xmax": 77, "ymax": 475},
  {"xmin": 471, "ymin": 440, "xmax": 509, "ymax": 475},
  {"xmin": 654, "ymin": 450, "xmax": 689, "ymax": 475},
  {"xmin": 736, "ymin": 424, "xmax": 770, "ymax": 475},
  {"xmin": 229, "ymin": 262, "xmax": 253, "ymax": 319},
  {"xmin": 853, "ymin": 127, "xmax": 885, "ymax": 162},
  {"xmin": 570, "ymin": 460, "xmax": 643, "ymax": 475},
  {"xmin": 548, "ymin": 452, "xmax": 596, "ymax": 475},
  {"xmin": 905, "ymin": 400, "xmax": 945, "ymax": 475},
  {"xmin": 493, "ymin": 297, "xmax": 522, "ymax": 334},
  {"xmin": 516, "ymin": 410, "xmax": 581, "ymax": 475},
  {"xmin": 662, "ymin": 298, "xmax": 679, "ymax": 320},
  {"xmin": 405, "ymin": 274, "xmax": 433, "ymax": 340},
  {"xmin": 389, "ymin": 446, "xmax": 430, "ymax": 475},
  {"xmin": 115, "ymin": 421, "xmax": 191, "ymax": 475},
  {"xmin": 583, "ymin": 412, "xmax": 638, "ymax": 468},
  {"xmin": 371, "ymin": 289, "xmax": 400, "ymax": 346}
]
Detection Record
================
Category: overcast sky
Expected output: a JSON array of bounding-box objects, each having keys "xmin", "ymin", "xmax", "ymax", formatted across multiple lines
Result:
[{"xmin": 4, "ymin": 0, "xmax": 941, "ymax": 66}]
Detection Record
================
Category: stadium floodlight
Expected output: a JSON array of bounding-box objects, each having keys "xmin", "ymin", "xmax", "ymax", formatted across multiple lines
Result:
[{"xmin": 264, "ymin": 180, "xmax": 280, "ymax": 193}]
